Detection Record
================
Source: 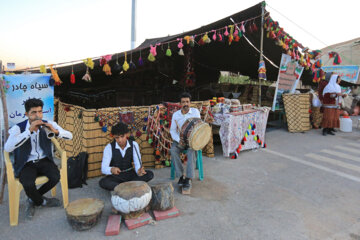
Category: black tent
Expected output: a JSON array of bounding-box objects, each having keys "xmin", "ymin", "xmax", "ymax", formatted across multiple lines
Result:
[{"xmin": 54, "ymin": 2, "xmax": 313, "ymax": 108}]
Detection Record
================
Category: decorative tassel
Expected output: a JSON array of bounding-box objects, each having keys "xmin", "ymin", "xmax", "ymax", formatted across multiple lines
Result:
[
  {"xmin": 202, "ymin": 32, "xmax": 211, "ymax": 44},
  {"xmin": 212, "ymin": 30, "xmax": 217, "ymax": 41},
  {"xmin": 121, "ymin": 52, "xmax": 129, "ymax": 70},
  {"xmin": 252, "ymin": 130, "xmax": 255, "ymax": 135},
  {"xmin": 49, "ymin": 65, "xmax": 62, "ymax": 86},
  {"xmin": 252, "ymin": 21, "xmax": 258, "ymax": 32},
  {"xmin": 102, "ymin": 126, "xmax": 108, "ymax": 133},
  {"xmin": 224, "ymin": 26, "xmax": 229, "ymax": 36},
  {"xmin": 70, "ymin": 68, "xmax": 75, "ymax": 84},
  {"xmin": 177, "ymin": 39, "xmax": 184, "ymax": 49},
  {"xmin": 147, "ymin": 52, "xmax": 155, "ymax": 62},
  {"xmin": 166, "ymin": 44, "xmax": 172, "ymax": 57},
  {"xmin": 83, "ymin": 58, "xmax": 94, "ymax": 69},
  {"xmin": 178, "ymin": 48, "xmax": 184, "ymax": 56},
  {"xmin": 136, "ymin": 130, "xmax": 142, "ymax": 137},
  {"xmin": 240, "ymin": 22, "xmax": 245, "ymax": 33},
  {"xmin": 103, "ymin": 63, "xmax": 112, "ymax": 75},
  {"xmin": 40, "ymin": 65, "xmax": 47, "ymax": 74},
  {"xmin": 217, "ymin": 32, "xmax": 223, "ymax": 42},
  {"xmin": 230, "ymin": 152, "xmax": 238, "ymax": 159},
  {"xmin": 82, "ymin": 67, "xmax": 92, "ymax": 82},
  {"xmin": 150, "ymin": 44, "xmax": 160, "ymax": 57},
  {"xmin": 184, "ymin": 35, "xmax": 192, "ymax": 44}
]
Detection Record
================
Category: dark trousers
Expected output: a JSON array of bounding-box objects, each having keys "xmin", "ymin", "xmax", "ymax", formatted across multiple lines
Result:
[
  {"xmin": 99, "ymin": 170, "xmax": 154, "ymax": 191},
  {"xmin": 19, "ymin": 158, "xmax": 60, "ymax": 206}
]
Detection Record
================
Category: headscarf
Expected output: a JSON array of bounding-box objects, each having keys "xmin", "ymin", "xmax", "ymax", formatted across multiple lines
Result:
[{"xmin": 323, "ymin": 74, "xmax": 341, "ymax": 96}]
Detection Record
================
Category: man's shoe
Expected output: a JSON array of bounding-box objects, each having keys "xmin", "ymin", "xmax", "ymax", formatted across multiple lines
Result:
[
  {"xmin": 25, "ymin": 199, "xmax": 35, "ymax": 220},
  {"xmin": 330, "ymin": 128, "xmax": 337, "ymax": 132},
  {"xmin": 177, "ymin": 176, "xmax": 185, "ymax": 187},
  {"xmin": 42, "ymin": 197, "xmax": 61, "ymax": 207},
  {"xmin": 182, "ymin": 178, "xmax": 192, "ymax": 191}
]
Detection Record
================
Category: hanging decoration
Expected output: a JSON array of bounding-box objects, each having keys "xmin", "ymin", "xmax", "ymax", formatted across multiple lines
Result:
[
  {"xmin": 129, "ymin": 52, "xmax": 136, "ymax": 69},
  {"xmin": 184, "ymin": 35, "xmax": 195, "ymax": 47},
  {"xmin": 138, "ymin": 51, "xmax": 144, "ymax": 66},
  {"xmin": 202, "ymin": 32, "xmax": 211, "ymax": 44},
  {"xmin": 184, "ymin": 46, "xmax": 195, "ymax": 87},
  {"xmin": 228, "ymin": 25, "xmax": 234, "ymax": 45},
  {"xmin": 166, "ymin": 43, "xmax": 172, "ymax": 57},
  {"xmin": 49, "ymin": 65, "xmax": 62, "ymax": 86},
  {"xmin": 177, "ymin": 38, "xmax": 184, "ymax": 56},
  {"xmin": 100, "ymin": 55, "xmax": 112, "ymax": 75},
  {"xmin": 40, "ymin": 65, "xmax": 47, "ymax": 74},
  {"xmin": 113, "ymin": 54, "xmax": 122, "ymax": 72},
  {"xmin": 148, "ymin": 44, "xmax": 160, "ymax": 62},
  {"xmin": 83, "ymin": 58, "xmax": 95, "ymax": 69},
  {"xmin": 328, "ymin": 51, "xmax": 342, "ymax": 65},
  {"xmin": 70, "ymin": 65, "xmax": 76, "ymax": 84},
  {"xmin": 82, "ymin": 67, "xmax": 92, "ymax": 82},
  {"xmin": 123, "ymin": 52, "xmax": 130, "ymax": 71},
  {"xmin": 258, "ymin": 60, "xmax": 267, "ymax": 81}
]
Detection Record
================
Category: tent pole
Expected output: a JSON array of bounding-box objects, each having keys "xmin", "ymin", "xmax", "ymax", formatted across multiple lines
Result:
[{"xmin": 259, "ymin": 1, "xmax": 265, "ymax": 106}]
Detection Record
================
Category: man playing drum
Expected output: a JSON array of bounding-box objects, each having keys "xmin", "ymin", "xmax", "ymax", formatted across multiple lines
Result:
[
  {"xmin": 170, "ymin": 92, "xmax": 201, "ymax": 193},
  {"xmin": 99, "ymin": 122, "xmax": 154, "ymax": 191}
]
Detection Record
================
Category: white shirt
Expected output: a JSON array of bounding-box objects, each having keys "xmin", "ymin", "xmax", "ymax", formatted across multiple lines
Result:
[
  {"xmin": 4, "ymin": 120, "xmax": 73, "ymax": 162},
  {"xmin": 101, "ymin": 140, "xmax": 142, "ymax": 175},
  {"xmin": 170, "ymin": 108, "xmax": 201, "ymax": 143}
]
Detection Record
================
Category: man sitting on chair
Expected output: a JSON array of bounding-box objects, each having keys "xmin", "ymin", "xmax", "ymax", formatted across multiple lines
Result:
[
  {"xmin": 170, "ymin": 92, "xmax": 201, "ymax": 193},
  {"xmin": 4, "ymin": 98, "xmax": 73, "ymax": 219},
  {"xmin": 99, "ymin": 122, "xmax": 154, "ymax": 191}
]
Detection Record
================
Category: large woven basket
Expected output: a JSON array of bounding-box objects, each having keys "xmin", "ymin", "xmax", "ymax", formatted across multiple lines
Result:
[{"xmin": 283, "ymin": 93, "xmax": 311, "ymax": 132}]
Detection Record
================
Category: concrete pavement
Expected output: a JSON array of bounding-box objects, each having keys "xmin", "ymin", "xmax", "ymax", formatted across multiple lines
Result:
[{"xmin": 0, "ymin": 118, "xmax": 360, "ymax": 240}]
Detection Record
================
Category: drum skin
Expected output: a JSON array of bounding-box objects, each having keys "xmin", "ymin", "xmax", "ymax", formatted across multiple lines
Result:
[
  {"xmin": 111, "ymin": 181, "xmax": 152, "ymax": 219},
  {"xmin": 180, "ymin": 118, "xmax": 211, "ymax": 150}
]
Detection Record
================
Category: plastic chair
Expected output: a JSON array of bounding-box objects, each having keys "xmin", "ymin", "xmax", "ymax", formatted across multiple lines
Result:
[
  {"xmin": 4, "ymin": 138, "xmax": 69, "ymax": 226},
  {"xmin": 170, "ymin": 150, "xmax": 203, "ymax": 181}
]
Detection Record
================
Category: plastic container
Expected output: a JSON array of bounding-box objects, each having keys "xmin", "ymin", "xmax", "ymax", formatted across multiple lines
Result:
[{"xmin": 340, "ymin": 116, "xmax": 352, "ymax": 132}]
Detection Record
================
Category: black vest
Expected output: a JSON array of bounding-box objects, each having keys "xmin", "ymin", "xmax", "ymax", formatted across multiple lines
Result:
[
  {"xmin": 13, "ymin": 119, "xmax": 53, "ymax": 177},
  {"xmin": 110, "ymin": 140, "xmax": 134, "ymax": 171}
]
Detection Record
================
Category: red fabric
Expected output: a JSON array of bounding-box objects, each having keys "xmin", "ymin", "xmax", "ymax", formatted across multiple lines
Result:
[
  {"xmin": 322, "ymin": 93, "xmax": 336, "ymax": 105},
  {"xmin": 321, "ymin": 108, "xmax": 340, "ymax": 128}
]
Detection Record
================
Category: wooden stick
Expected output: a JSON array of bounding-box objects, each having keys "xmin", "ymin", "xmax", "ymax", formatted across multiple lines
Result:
[{"xmin": 0, "ymin": 77, "xmax": 9, "ymax": 204}]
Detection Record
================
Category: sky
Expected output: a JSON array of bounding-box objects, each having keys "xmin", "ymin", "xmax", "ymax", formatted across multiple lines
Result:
[{"xmin": 0, "ymin": 0, "xmax": 359, "ymax": 70}]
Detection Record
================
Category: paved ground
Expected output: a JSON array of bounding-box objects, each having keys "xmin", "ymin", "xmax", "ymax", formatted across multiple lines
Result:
[{"xmin": 1, "ymin": 117, "xmax": 360, "ymax": 240}]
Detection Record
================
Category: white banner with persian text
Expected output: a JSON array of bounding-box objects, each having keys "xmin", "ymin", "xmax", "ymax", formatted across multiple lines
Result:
[{"xmin": 1, "ymin": 74, "xmax": 54, "ymax": 127}]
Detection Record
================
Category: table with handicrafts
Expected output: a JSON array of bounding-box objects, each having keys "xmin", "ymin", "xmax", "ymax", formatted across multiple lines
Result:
[{"xmin": 214, "ymin": 107, "xmax": 270, "ymax": 157}]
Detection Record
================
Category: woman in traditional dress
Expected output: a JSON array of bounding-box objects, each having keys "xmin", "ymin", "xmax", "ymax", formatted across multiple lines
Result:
[{"xmin": 321, "ymin": 74, "xmax": 346, "ymax": 135}]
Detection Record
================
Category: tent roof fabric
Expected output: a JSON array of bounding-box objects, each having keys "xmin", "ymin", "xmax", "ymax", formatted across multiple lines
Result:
[{"xmin": 54, "ymin": 2, "xmax": 313, "ymax": 92}]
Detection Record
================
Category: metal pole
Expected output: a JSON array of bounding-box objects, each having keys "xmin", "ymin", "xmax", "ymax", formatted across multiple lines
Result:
[
  {"xmin": 131, "ymin": 0, "xmax": 137, "ymax": 50},
  {"xmin": 259, "ymin": 1, "xmax": 265, "ymax": 106}
]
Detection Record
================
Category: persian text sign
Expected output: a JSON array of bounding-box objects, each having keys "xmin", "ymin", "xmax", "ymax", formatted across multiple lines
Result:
[
  {"xmin": 1, "ymin": 74, "xmax": 53, "ymax": 127},
  {"xmin": 322, "ymin": 65, "xmax": 360, "ymax": 84},
  {"xmin": 272, "ymin": 54, "xmax": 304, "ymax": 111}
]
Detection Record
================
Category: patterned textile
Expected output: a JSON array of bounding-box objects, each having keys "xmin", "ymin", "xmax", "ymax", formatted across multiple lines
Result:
[
  {"xmin": 217, "ymin": 108, "xmax": 270, "ymax": 157},
  {"xmin": 119, "ymin": 112, "xmax": 134, "ymax": 124},
  {"xmin": 321, "ymin": 108, "xmax": 340, "ymax": 128}
]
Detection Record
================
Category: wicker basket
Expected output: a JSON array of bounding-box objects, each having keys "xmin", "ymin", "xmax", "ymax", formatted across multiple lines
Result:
[{"xmin": 283, "ymin": 93, "xmax": 311, "ymax": 133}]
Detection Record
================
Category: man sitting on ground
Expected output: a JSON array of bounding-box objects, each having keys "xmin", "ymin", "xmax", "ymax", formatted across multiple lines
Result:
[{"xmin": 99, "ymin": 122, "xmax": 154, "ymax": 191}]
